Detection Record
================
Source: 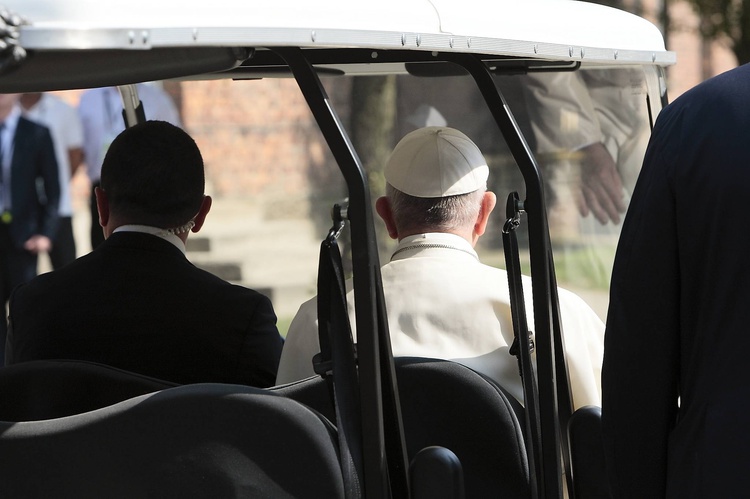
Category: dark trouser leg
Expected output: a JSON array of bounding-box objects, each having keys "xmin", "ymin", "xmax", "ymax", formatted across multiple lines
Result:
[
  {"xmin": 0, "ymin": 224, "xmax": 10, "ymax": 366},
  {"xmin": 49, "ymin": 216, "xmax": 77, "ymax": 269},
  {"xmin": 90, "ymin": 182, "xmax": 105, "ymax": 250}
]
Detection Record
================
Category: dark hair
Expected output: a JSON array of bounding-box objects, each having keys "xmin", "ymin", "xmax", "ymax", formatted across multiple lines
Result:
[
  {"xmin": 386, "ymin": 183, "xmax": 484, "ymax": 234},
  {"xmin": 100, "ymin": 120, "xmax": 204, "ymax": 228}
]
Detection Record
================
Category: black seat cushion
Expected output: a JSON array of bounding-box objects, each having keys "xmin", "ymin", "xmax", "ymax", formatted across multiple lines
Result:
[
  {"xmin": 274, "ymin": 356, "xmax": 530, "ymax": 499},
  {"xmin": 0, "ymin": 383, "xmax": 345, "ymax": 499},
  {"xmin": 0, "ymin": 359, "xmax": 178, "ymax": 421},
  {"xmin": 395, "ymin": 357, "xmax": 529, "ymax": 499},
  {"xmin": 569, "ymin": 405, "xmax": 612, "ymax": 499}
]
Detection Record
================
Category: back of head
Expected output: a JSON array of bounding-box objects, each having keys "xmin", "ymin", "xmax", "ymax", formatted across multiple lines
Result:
[
  {"xmin": 384, "ymin": 127, "xmax": 489, "ymax": 233},
  {"xmin": 100, "ymin": 120, "xmax": 204, "ymax": 229}
]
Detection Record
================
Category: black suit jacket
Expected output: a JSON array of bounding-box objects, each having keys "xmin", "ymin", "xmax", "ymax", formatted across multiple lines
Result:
[
  {"xmin": 5, "ymin": 232, "xmax": 283, "ymax": 387},
  {"xmin": 8, "ymin": 116, "xmax": 60, "ymax": 248},
  {"xmin": 602, "ymin": 63, "xmax": 750, "ymax": 498}
]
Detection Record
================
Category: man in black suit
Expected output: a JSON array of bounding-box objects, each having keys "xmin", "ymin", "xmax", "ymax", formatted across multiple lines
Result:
[
  {"xmin": 5, "ymin": 120, "xmax": 283, "ymax": 387},
  {"xmin": 0, "ymin": 93, "xmax": 60, "ymax": 365},
  {"xmin": 602, "ymin": 63, "xmax": 750, "ymax": 498}
]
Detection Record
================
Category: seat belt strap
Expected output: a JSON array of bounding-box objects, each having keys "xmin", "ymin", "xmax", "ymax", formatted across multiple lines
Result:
[
  {"xmin": 502, "ymin": 192, "xmax": 542, "ymax": 498},
  {"xmin": 315, "ymin": 205, "xmax": 363, "ymax": 499},
  {"xmin": 504, "ymin": 192, "xmax": 580, "ymax": 497}
]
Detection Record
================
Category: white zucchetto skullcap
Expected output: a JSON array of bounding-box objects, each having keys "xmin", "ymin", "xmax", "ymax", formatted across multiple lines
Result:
[{"xmin": 384, "ymin": 127, "xmax": 489, "ymax": 198}]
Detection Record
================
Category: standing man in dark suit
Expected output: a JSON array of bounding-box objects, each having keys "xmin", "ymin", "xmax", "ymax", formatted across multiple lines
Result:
[
  {"xmin": 602, "ymin": 63, "xmax": 750, "ymax": 498},
  {"xmin": 0, "ymin": 93, "xmax": 60, "ymax": 365},
  {"xmin": 5, "ymin": 120, "xmax": 283, "ymax": 387}
]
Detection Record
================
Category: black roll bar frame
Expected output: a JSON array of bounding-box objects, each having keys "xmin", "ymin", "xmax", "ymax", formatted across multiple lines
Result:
[
  {"xmin": 274, "ymin": 47, "xmax": 410, "ymax": 499},
  {"xmin": 273, "ymin": 47, "xmax": 575, "ymax": 499}
]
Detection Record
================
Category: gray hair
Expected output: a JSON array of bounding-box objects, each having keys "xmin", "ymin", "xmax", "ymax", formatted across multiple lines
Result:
[{"xmin": 386, "ymin": 183, "xmax": 485, "ymax": 234}]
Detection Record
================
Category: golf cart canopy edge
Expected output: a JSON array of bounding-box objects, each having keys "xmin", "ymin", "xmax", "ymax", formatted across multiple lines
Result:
[{"xmin": 0, "ymin": 0, "xmax": 674, "ymax": 92}]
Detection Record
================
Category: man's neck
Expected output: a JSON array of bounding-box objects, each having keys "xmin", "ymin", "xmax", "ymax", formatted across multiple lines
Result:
[
  {"xmin": 397, "ymin": 228, "xmax": 476, "ymax": 247},
  {"xmin": 19, "ymin": 94, "xmax": 42, "ymax": 111},
  {"xmin": 112, "ymin": 224, "xmax": 187, "ymax": 254},
  {"xmin": 0, "ymin": 106, "xmax": 15, "ymax": 122}
]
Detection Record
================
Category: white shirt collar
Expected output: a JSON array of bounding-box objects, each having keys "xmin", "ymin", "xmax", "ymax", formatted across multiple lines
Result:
[
  {"xmin": 0, "ymin": 105, "xmax": 21, "ymax": 169},
  {"xmin": 113, "ymin": 224, "xmax": 186, "ymax": 254},
  {"xmin": 391, "ymin": 232, "xmax": 478, "ymax": 261}
]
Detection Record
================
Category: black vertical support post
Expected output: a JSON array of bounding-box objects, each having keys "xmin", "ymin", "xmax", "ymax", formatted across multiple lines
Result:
[
  {"xmin": 548, "ymin": 249, "xmax": 575, "ymax": 496},
  {"xmin": 444, "ymin": 53, "xmax": 562, "ymax": 498},
  {"xmin": 274, "ymin": 47, "xmax": 409, "ymax": 499}
]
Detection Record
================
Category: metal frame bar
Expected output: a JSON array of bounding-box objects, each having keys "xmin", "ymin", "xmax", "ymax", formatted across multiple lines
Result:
[
  {"xmin": 270, "ymin": 47, "xmax": 643, "ymax": 499},
  {"xmin": 273, "ymin": 47, "xmax": 409, "ymax": 499},
  {"xmin": 440, "ymin": 52, "xmax": 564, "ymax": 498},
  {"xmin": 116, "ymin": 84, "xmax": 146, "ymax": 127}
]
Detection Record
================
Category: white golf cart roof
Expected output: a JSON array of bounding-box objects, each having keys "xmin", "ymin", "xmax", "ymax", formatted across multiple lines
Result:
[{"xmin": 1, "ymin": 0, "xmax": 674, "ymax": 92}]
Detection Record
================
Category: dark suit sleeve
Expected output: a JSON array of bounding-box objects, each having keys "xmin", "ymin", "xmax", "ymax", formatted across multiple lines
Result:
[
  {"xmin": 3, "ymin": 309, "xmax": 12, "ymax": 366},
  {"xmin": 5, "ymin": 283, "xmax": 29, "ymax": 365},
  {"xmin": 235, "ymin": 292, "xmax": 283, "ymax": 388},
  {"xmin": 36, "ymin": 126, "xmax": 60, "ymax": 240},
  {"xmin": 601, "ymin": 106, "xmax": 681, "ymax": 497}
]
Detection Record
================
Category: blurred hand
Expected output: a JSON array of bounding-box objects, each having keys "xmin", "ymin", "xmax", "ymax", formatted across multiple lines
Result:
[
  {"xmin": 24, "ymin": 235, "xmax": 52, "ymax": 254},
  {"xmin": 576, "ymin": 142, "xmax": 626, "ymax": 225}
]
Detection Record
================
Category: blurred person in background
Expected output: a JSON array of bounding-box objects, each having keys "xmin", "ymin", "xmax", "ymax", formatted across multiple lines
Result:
[
  {"xmin": 0, "ymin": 93, "xmax": 59, "ymax": 364},
  {"xmin": 21, "ymin": 92, "xmax": 84, "ymax": 268}
]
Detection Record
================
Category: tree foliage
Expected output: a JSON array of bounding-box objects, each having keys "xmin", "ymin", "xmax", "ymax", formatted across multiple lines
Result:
[
  {"xmin": 685, "ymin": 0, "xmax": 750, "ymax": 64},
  {"xmin": 349, "ymin": 75, "xmax": 396, "ymax": 197}
]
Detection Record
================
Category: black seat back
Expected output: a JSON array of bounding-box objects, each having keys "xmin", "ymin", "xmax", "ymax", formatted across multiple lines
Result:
[
  {"xmin": 569, "ymin": 405, "xmax": 612, "ymax": 499},
  {"xmin": 0, "ymin": 383, "xmax": 345, "ymax": 499},
  {"xmin": 274, "ymin": 357, "xmax": 530, "ymax": 499},
  {"xmin": 396, "ymin": 358, "xmax": 529, "ymax": 498},
  {"xmin": 272, "ymin": 373, "xmax": 335, "ymax": 419},
  {"xmin": 0, "ymin": 359, "xmax": 177, "ymax": 421}
]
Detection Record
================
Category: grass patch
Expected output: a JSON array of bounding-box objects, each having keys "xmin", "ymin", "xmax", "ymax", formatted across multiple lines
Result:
[
  {"xmin": 478, "ymin": 244, "xmax": 616, "ymax": 292},
  {"xmin": 277, "ymin": 316, "xmax": 294, "ymax": 339}
]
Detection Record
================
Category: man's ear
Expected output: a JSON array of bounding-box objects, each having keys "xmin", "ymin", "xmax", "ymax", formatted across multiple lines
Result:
[
  {"xmin": 191, "ymin": 195, "xmax": 212, "ymax": 233},
  {"xmin": 94, "ymin": 186, "xmax": 109, "ymax": 228},
  {"xmin": 375, "ymin": 196, "xmax": 399, "ymax": 240},
  {"xmin": 474, "ymin": 191, "xmax": 497, "ymax": 238}
]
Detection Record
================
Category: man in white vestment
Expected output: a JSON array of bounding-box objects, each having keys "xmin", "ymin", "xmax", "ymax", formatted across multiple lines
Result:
[{"xmin": 277, "ymin": 126, "xmax": 604, "ymax": 409}]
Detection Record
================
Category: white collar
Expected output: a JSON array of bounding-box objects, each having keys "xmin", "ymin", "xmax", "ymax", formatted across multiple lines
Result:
[
  {"xmin": 391, "ymin": 232, "xmax": 478, "ymax": 261},
  {"xmin": 0, "ymin": 106, "xmax": 21, "ymax": 167},
  {"xmin": 113, "ymin": 225, "xmax": 186, "ymax": 254}
]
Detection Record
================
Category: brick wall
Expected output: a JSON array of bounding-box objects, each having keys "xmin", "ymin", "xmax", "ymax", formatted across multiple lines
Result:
[{"xmin": 178, "ymin": 78, "xmax": 339, "ymax": 219}]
